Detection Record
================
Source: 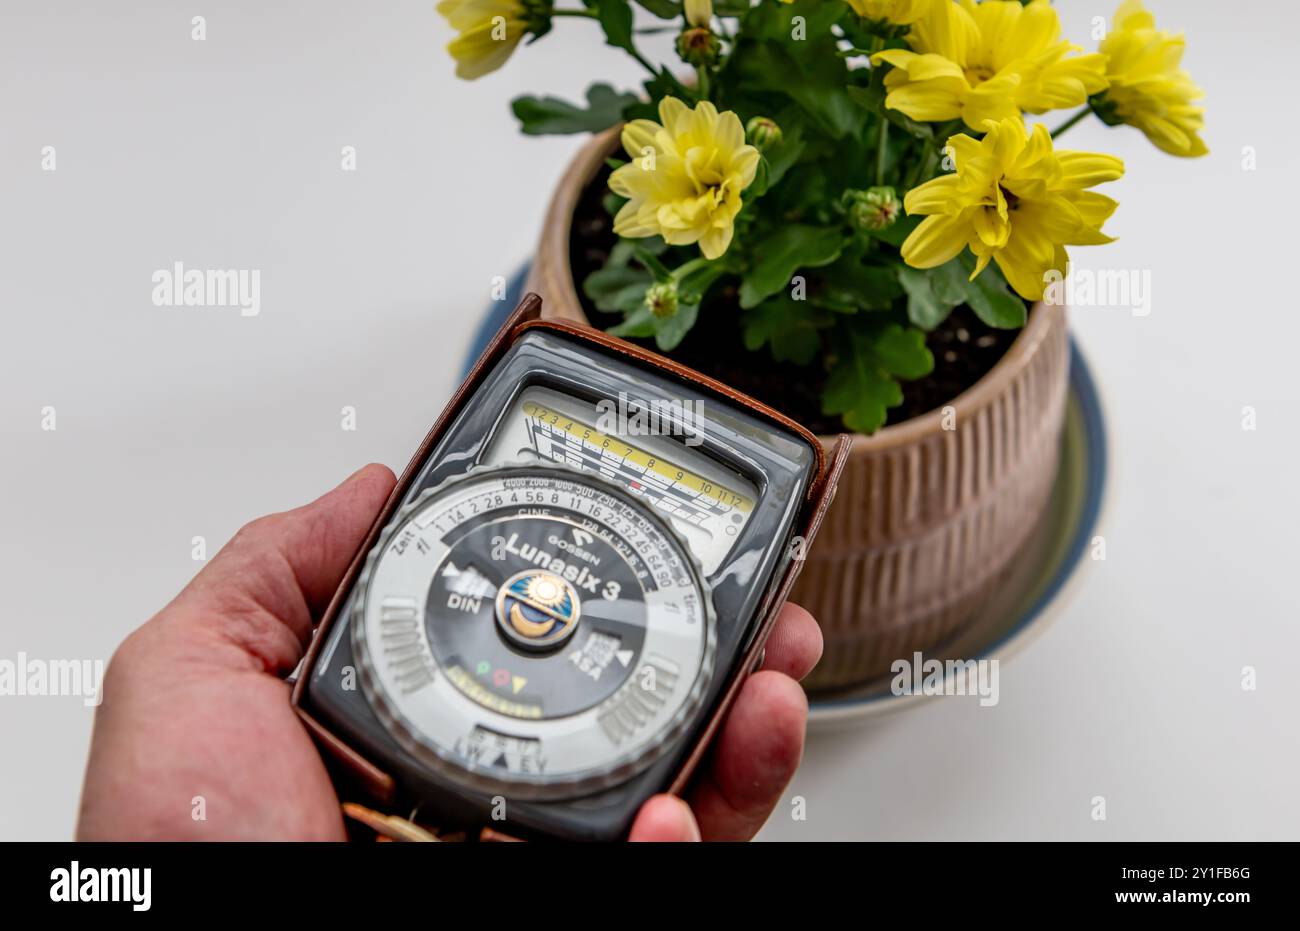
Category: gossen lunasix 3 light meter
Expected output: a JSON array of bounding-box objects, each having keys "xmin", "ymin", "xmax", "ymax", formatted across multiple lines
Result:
[{"xmin": 292, "ymin": 294, "xmax": 851, "ymax": 841}]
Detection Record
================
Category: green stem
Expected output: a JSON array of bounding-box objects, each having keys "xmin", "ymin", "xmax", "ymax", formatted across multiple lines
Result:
[
  {"xmin": 553, "ymin": 9, "xmax": 659, "ymax": 78},
  {"xmin": 1050, "ymin": 107, "xmax": 1090, "ymax": 139},
  {"xmin": 875, "ymin": 119, "xmax": 889, "ymax": 186},
  {"xmin": 931, "ymin": 119, "xmax": 963, "ymax": 151},
  {"xmin": 911, "ymin": 118, "xmax": 963, "ymax": 187},
  {"xmin": 905, "ymin": 142, "xmax": 937, "ymax": 190},
  {"xmin": 671, "ymin": 257, "xmax": 711, "ymax": 282},
  {"xmin": 628, "ymin": 45, "xmax": 660, "ymax": 78},
  {"xmin": 695, "ymin": 65, "xmax": 711, "ymax": 100}
]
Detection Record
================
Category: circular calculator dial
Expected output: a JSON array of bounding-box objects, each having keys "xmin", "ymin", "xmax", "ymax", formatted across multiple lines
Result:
[{"xmin": 352, "ymin": 464, "xmax": 716, "ymax": 800}]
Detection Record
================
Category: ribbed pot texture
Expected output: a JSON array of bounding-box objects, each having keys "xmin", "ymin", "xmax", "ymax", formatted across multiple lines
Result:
[{"xmin": 526, "ymin": 128, "xmax": 1070, "ymax": 690}]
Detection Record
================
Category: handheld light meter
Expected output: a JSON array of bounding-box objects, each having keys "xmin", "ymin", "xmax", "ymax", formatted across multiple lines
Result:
[{"xmin": 293, "ymin": 294, "xmax": 849, "ymax": 841}]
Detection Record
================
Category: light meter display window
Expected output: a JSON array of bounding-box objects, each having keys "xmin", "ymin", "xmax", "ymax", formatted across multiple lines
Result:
[{"xmin": 483, "ymin": 386, "xmax": 758, "ymax": 575}]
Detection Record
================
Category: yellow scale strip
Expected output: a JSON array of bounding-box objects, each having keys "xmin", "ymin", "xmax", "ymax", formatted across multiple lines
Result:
[{"xmin": 523, "ymin": 401, "xmax": 753, "ymax": 514}]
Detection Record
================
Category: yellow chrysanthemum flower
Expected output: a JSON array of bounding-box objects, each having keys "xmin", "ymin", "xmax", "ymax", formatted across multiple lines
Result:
[
  {"xmin": 901, "ymin": 118, "xmax": 1124, "ymax": 301},
  {"xmin": 873, "ymin": 0, "xmax": 1108, "ymax": 131},
  {"xmin": 1097, "ymin": 1, "xmax": 1207, "ymax": 158},
  {"xmin": 609, "ymin": 97, "xmax": 760, "ymax": 260},
  {"xmin": 843, "ymin": 0, "xmax": 935, "ymax": 25},
  {"xmin": 436, "ymin": 0, "xmax": 530, "ymax": 80}
]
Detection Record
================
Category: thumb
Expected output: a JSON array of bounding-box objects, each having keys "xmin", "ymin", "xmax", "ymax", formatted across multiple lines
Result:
[
  {"xmin": 628, "ymin": 795, "xmax": 702, "ymax": 842},
  {"xmin": 159, "ymin": 463, "xmax": 396, "ymax": 674}
]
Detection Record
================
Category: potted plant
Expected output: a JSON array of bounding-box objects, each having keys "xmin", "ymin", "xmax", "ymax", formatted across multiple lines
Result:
[{"xmin": 437, "ymin": 0, "xmax": 1206, "ymax": 689}]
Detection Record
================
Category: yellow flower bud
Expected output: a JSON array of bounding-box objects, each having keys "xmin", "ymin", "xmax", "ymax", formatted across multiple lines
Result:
[{"xmin": 685, "ymin": 0, "xmax": 712, "ymax": 28}]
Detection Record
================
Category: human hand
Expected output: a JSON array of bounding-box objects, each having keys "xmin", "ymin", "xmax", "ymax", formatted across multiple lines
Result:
[{"xmin": 77, "ymin": 465, "xmax": 822, "ymax": 841}]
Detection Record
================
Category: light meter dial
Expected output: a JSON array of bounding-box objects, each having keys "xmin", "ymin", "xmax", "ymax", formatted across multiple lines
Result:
[{"xmin": 351, "ymin": 463, "xmax": 716, "ymax": 801}]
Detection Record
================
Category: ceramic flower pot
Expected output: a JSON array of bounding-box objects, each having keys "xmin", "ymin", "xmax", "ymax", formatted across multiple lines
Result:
[{"xmin": 527, "ymin": 127, "xmax": 1070, "ymax": 691}]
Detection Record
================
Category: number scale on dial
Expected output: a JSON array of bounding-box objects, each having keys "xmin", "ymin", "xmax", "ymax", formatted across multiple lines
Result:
[
  {"xmin": 521, "ymin": 400, "xmax": 753, "ymax": 530},
  {"xmin": 351, "ymin": 466, "xmax": 717, "ymax": 800}
]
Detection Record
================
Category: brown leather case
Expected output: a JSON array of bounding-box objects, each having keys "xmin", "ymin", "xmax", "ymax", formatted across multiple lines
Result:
[{"xmin": 289, "ymin": 293, "xmax": 852, "ymax": 834}]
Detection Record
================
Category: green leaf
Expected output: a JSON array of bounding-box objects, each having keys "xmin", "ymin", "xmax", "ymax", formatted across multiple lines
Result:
[
  {"xmin": 633, "ymin": 0, "xmax": 680, "ymax": 17},
  {"xmin": 678, "ymin": 263, "xmax": 727, "ymax": 305},
  {"xmin": 873, "ymin": 323, "xmax": 934, "ymax": 380},
  {"xmin": 761, "ymin": 122, "xmax": 806, "ymax": 190},
  {"xmin": 601, "ymin": 191, "xmax": 626, "ymax": 217},
  {"xmin": 845, "ymin": 84, "xmax": 882, "ymax": 112},
  {"xmin": 742, "ymin": 298, "xmax": 827, "ymax": 365},
  {"xmin": 625, "ymin": 68, "xmax": 697, "ymax": 121},
  {"xmin": 607, "ymin": 304, "xmax": 657, "ymax": 338},
  {"xmin": 622, "ymin": 235, "xmax": 668, "ymax": 258},
  {"xmin": 931, "ymin": 257, "xmax": 969, "ymax": 305},
  {"xmin": 512, "ymin": 83, "xmax": 640, "ymax": 135},
  {"xmin": 583, "ymin": 264, "xmax": 650, "ymax": 314},
  {"xmin": 868, "ymin": 212, "xmax": 920, "ymax": 247},
  {"xmin": 583, "ymin": 237, "xmax": 676, "ymax": 314},
  {"xmin": 822, "ymin": 323, "xmax": 933, "ymax": 434},
  {"xmin": 883, "ymin": 107, "xmax": 936, "ymax": 141},
  {"xmin": 897, "ymin": 265, "xmax": 951, "ymax": 330},
  {"xmin": 738, "ymin": 225, "xmax": 846, "ymax": 309},
  {"xmin": 846, "ymin": 85, "xmax": 935, "ymax": 143},
  {"xmin": 595, "ymin": 0, "xmax": 635, "ymax": 53},
  {"xmin": 743, "ymin": 0, "xmax": 845, "ymax": 40},
  {"xmin": 817, "ymin": 248, "xmax": 902, "ymax": 312},
  {"xmin": 732, "ymin": 38, "xmax": 864, "ymax": 140},
  {"xmin": 747, "ymin": 158, "xmax": 772, "ymax": 199},
  {"xmin": 632, "ymin": 245, "xmax": 672, "ymax": 282},
  {"xmin": 839, "ymin": 15, "xmax": 910, "ymax": 50},
  {"xmin": 962, "ymin": 259, "xmax": 1028, "ymax": 329},
  {"xmin": 653, "ymin": 301, "xmax": 699, "ymax": 351},
  {"xmin": 896, "ymin": 258, "xmax": 969, "ymax": 329}
]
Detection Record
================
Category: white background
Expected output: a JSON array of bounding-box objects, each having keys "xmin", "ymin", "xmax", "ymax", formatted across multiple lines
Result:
[{"xmin": 1, "ymin": 0, "xmax": 1297, "ymax": 840}]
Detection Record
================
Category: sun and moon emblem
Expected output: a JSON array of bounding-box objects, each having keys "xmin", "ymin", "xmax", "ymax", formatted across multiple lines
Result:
[{"xmin": 494, "ymin": 569, "xmax": 582, "ymax": 651}]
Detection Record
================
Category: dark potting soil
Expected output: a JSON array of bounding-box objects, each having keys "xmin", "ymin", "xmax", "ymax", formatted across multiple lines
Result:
[{"xmin": 568, "ymin": 165, "xmax": 1020, "ymax": 435}]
